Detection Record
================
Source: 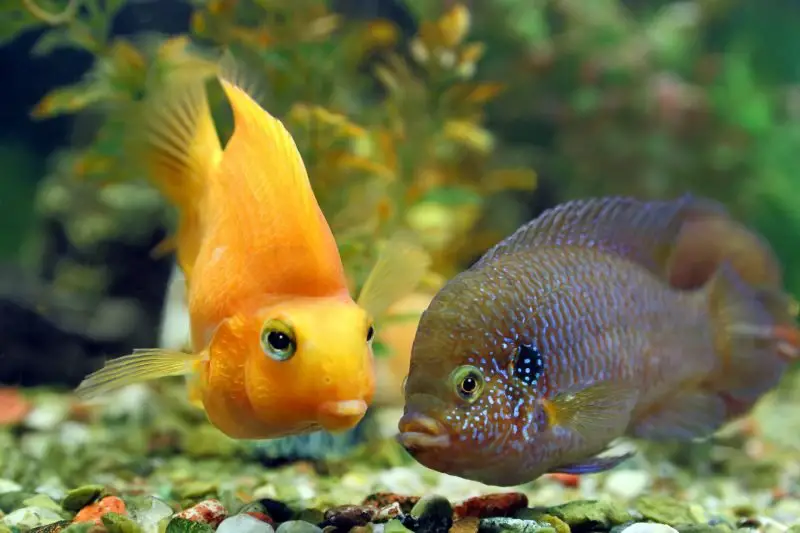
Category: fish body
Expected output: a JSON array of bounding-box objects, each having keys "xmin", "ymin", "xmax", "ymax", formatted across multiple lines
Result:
[
  {"xmin": 76, "ymin": 49, "xmax": 429, "ymax": 439},
  {"xmin": 398, "ymin": 195, "xmax": 799, "ymax": 486}
]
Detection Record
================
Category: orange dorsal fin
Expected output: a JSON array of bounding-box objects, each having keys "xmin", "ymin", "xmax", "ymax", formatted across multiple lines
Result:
[{"xmin": 210, "ymin": 52, "xmax": 347, "ymax": 295}]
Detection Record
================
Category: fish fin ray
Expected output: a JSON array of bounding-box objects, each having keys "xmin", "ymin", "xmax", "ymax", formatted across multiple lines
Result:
[
  {"xmin": 473, "ymin": 194, "xmax": 722, "ymax": 276},
  {"xmin": 132, "ymin": 62, "xmax": 222, "ymax": 277},
  {"xmin": 215, "ymin": 51, "xmax": 325, "ymax": 254},
  {"xmin": 357, "ymin": 231, "xmax": 431, "ymax": 320},
  {"xmin": 630, "ymin": 391, "xmax": 726, "ymax": 441},
  {"xmin": 75, "ymin": 349, "xmax": 202, "ymax": 400},
  {"xmin": 549, "ymin": 450, "xmax": 635, "ymax": 475},
  {"xmin": 706, "ymin": 261, "xmax": 799, "ymax": 405},
  {"xmin": 544, "ymin": 381, "xmax": 638, "ymax": 442}
]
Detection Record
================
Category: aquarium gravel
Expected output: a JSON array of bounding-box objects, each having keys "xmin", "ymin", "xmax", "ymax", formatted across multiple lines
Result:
[{"xmin": 2, "ymin": 381, "xmax": 800, "ymax": 533}]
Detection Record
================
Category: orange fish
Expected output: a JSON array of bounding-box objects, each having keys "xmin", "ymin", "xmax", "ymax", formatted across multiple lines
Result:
[
  {"xmin": 398, "ymin": 195, "xmax": 799, "ymax": 486},
  {"xmin": 75, "ymin": 51, "xmax": 429, "ymax": 439}
]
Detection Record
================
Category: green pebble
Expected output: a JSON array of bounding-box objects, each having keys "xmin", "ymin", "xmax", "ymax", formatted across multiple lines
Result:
[
  {"xmin": 383, "ymin": 519, "xmax": 413, "ymax": 533},
  {"xmin": 22, "ymin": 494, "xmax": 64, "ymax": 514},
  {"xmin": 410, "ymin": 495, "xmax": 453, "ymax": 533},
  {"xmin": 275, "ymin": 520, "xmax": 324, "ymax": 533},
  {"xmin": 546, "ymin": 500, "xmax": 632, "ymax": 529},
  {"xmin": 165, "ymin": 517, "xmax": 216, "ymax": 533},
  {"xmin": 62, "ymin": 524, "xmax": 96, "ymax": 533},
  {"xmin": 0, "ymin": 491, "xmax": 35, "ymax": 513},
  {"xmin": 677, "ymin": 525, "xmax": 733, "ymax": 533},
  {"xmin": 634, "ymin": 496, "xmax": 699, "ymax": 526},
  {"xmin": 182, "ymin": 426, "xmax": 239, "ymax": 459},
  {"xmin": 295, "ymin": 509, "xmax": 325, "ymax": 524},
  {"xmin": 513, "ymin": 512, "xmax": 570, "ymax": 533},
  {"xmin": 479, "ymin": 517, "xmax": 557, "ymax": 533},
  {"xmin": 102, "ymin": 512, "xmax": 144, "ymax": 533},
  {"xmin": 62, "ymin": 485, "xmax": 107, "ymax": 512},
  {"xmin": 176, "ymin": 482, "xmax": 218, "ymax": 501}
]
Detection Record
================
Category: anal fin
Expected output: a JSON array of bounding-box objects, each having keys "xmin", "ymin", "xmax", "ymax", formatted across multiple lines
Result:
[{"xmin": 550, "ymin": 450, "xmax": 635, "ymax": 475}]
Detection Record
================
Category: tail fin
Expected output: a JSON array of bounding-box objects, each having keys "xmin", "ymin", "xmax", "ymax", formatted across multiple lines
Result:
[
  {"xmin": 131, "ymin": 63, "xmax": 223, "ymax": 278},
  {"xmin": 668, "ymin": 212, "xmax": 783, "ymax": 291},
  {"xmin": 707, "ymin": 261, "xmax": 799, "ymax": 415}
]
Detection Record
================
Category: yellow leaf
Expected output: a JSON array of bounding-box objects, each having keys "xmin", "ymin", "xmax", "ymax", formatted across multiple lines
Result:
[
  {"xmin": 108, "ymin": 39, "xmax": 146, "ymax": 72},
  {"xmin": 417, "ymin": 20, "xmax": 443, "ymax": 51},
  {"xmin": 363, "ymin": 19, "xmax": 399, "ymax": 49},
  {"xmin": 307, "ymin": 14, "xmax": 340, "ymax": 40},
  {"xmin": 483, "ymin": 168, "xmax": 538, "ymax": 193},
  {"xmin": 443, "ymin": 120, "xmax": 494, "ymax": 153},
  {"xmin": 438, "ymin": 3, "xmax": 471, "ymax": 48},
  {"xmin": 336, "ymin": 154, "xmax": 395, "ymax": 179},
  {"xmin": 191, "ymin": 12, "xmax": 206, "ymax": 34},
  {"xmin": 374, "ymin": 65, "xmax": 399, "ymax": 94},
  {"xmin": 459, "ymin": 42, "xmax": 485, "ymax": 67},
  {"xmin": 464, "ymin": 83, "xmax": 505, "ymax": 104}
]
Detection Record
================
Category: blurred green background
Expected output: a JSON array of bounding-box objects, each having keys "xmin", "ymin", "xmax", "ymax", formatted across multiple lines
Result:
[{"xmin": 1, "ymin": 0, "xmax": 799, "ymax": 386}]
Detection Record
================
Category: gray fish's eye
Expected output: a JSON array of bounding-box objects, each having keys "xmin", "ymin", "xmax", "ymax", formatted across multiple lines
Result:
[{"xmin": 450, "ymin": 365, "xmax": 485, "ymax": 403}]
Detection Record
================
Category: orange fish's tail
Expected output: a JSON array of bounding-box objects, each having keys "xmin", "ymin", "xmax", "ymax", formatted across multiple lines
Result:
[
  {"xmin": 706, "ymin": 260, "xmax": 799, "ymax": 417},
  {"xmin": 132, "ymin": 60, "xmax": 223, "ymax": 279}
]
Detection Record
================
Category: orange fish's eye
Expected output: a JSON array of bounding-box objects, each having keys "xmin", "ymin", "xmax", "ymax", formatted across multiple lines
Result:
[
  {"xmin": 450, "ymin": 365, "xmax": 485, "ymax": 403},
  {"xmin": 260, "ymin": 319, "xmax": 297, "ymax": 362},
  {"xmin": 367, "ymin": 324, "xmax": 375, "ymax": 343}
]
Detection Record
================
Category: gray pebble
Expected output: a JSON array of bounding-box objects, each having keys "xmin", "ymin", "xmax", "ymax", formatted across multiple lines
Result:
[
  {"xmin": 479, "ymin": 517, "xmax": 557, "ymax": 533},
  {"xmin": 217, "ymin": 514, "xmax": 275, "ymax": 533},
  {"xmin": 276, "ymin": 520, "xmax": 325, "ymax": 533}
]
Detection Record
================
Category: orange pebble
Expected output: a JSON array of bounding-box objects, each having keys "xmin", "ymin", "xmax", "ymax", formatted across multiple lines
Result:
[
  {"xmin": 73, "ymin": 495, "xmax": 127, "ymax": 524},
  {"xmin": 546, "ymin": 473, "xmax": 580, "ymax": 488}
]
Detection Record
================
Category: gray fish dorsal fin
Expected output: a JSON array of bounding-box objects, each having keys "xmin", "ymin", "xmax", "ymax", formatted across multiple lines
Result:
[{"xmin": 472, "ymin": 194, "xmax": 728, "ymax": 281}]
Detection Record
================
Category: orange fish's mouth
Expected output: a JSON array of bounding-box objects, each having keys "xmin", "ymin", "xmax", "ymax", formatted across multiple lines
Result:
[
  {"xmin": 317, "ymin": 400, "xmax": 368, "ymax": 432},
  {"xmin": 397, "ymin": 412, "xmax": 451, "ymax": 450}
]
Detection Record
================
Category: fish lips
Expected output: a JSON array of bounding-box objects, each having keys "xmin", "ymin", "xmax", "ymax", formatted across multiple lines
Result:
[
  {"xmin": 396, "ymin": 412, "xmax": 451, "ymax": 450},
  {"xmin": 317, "ymin": 399, "xmax": 368, "ymax": 432}
]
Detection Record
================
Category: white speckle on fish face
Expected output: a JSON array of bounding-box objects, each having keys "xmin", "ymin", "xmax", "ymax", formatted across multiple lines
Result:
[{"xmin": 210, "ymin": 246, "xmax": 227, "ymax": 265}]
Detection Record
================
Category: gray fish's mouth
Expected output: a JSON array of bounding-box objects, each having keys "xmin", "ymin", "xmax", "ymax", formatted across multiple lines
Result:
[{"xmin": 396, "ymin": 412, "xmax": 451, "ymax": 450}]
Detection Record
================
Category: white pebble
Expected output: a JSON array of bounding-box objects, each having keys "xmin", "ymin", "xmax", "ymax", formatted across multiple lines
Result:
[
  {"xmin": 24, "ymin": 403, "xmax": 69, "ymax": 430},
  {"xmin": 2, "ymin": 506, "xmax": 63, "ymax": 528},
  {"xmin": 0, "ymin": 479, "xmax": 22, "ymax": 494},
  {"xmin": 217, "ymin": 514, "xmax": 275, "ymax": 533},
  {"xmin": 603, "ymin": 469, "xmax": 650, "ymax": 500},
  {"xmin": 129, "ymin": 495, "xmax": 175, "ymax": 533},
  {"xmin": 621, "ymin": 523, "xmax": 679, "ymax": 533}
]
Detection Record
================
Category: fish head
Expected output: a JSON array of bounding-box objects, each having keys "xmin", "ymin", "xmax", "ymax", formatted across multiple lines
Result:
[
  {"xmin": 397, "ymin": 268, "xmax": 566, "ymax": 486},
  {"xmin": 209, "ymin": 295, "xmax": 375, "ymax": 436}
]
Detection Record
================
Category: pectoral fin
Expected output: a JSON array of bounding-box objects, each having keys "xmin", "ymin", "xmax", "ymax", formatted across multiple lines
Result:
[
  {"xmin": 357, "ymin": 231, "xmax": 431, "ymax": 320},
  {"xmin": 541, "ymin": 381, "xmax": 639, "ymax": 442},
  {"xmin": 75, "ymin": 349, "xmax": 205, "ymax": 400}
]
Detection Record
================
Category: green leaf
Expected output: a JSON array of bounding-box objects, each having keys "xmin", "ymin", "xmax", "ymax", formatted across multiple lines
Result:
[
  {"xmin": 372, "ymin": 340, "xmax": 394, "ymax": 358},
  {"xmin": 32, "ymin": 27, "xmax": 77, "ymax": 56},
  {"xmin": 419, "ymin": 186, "xmax": 482, "ymax": 207},
  {"xmin": 31, "ymin": 82, "xmax": 109, "ymax": 119}
]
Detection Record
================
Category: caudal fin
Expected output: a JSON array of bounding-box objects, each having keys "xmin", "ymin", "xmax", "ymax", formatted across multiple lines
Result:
[
  {"xmin": 130, "ymin": 47, "xmax": 223, "ymax": 278},
  {"xmin": 707, "ymin": 262, "xmax": 799, "ymax": 416}
]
